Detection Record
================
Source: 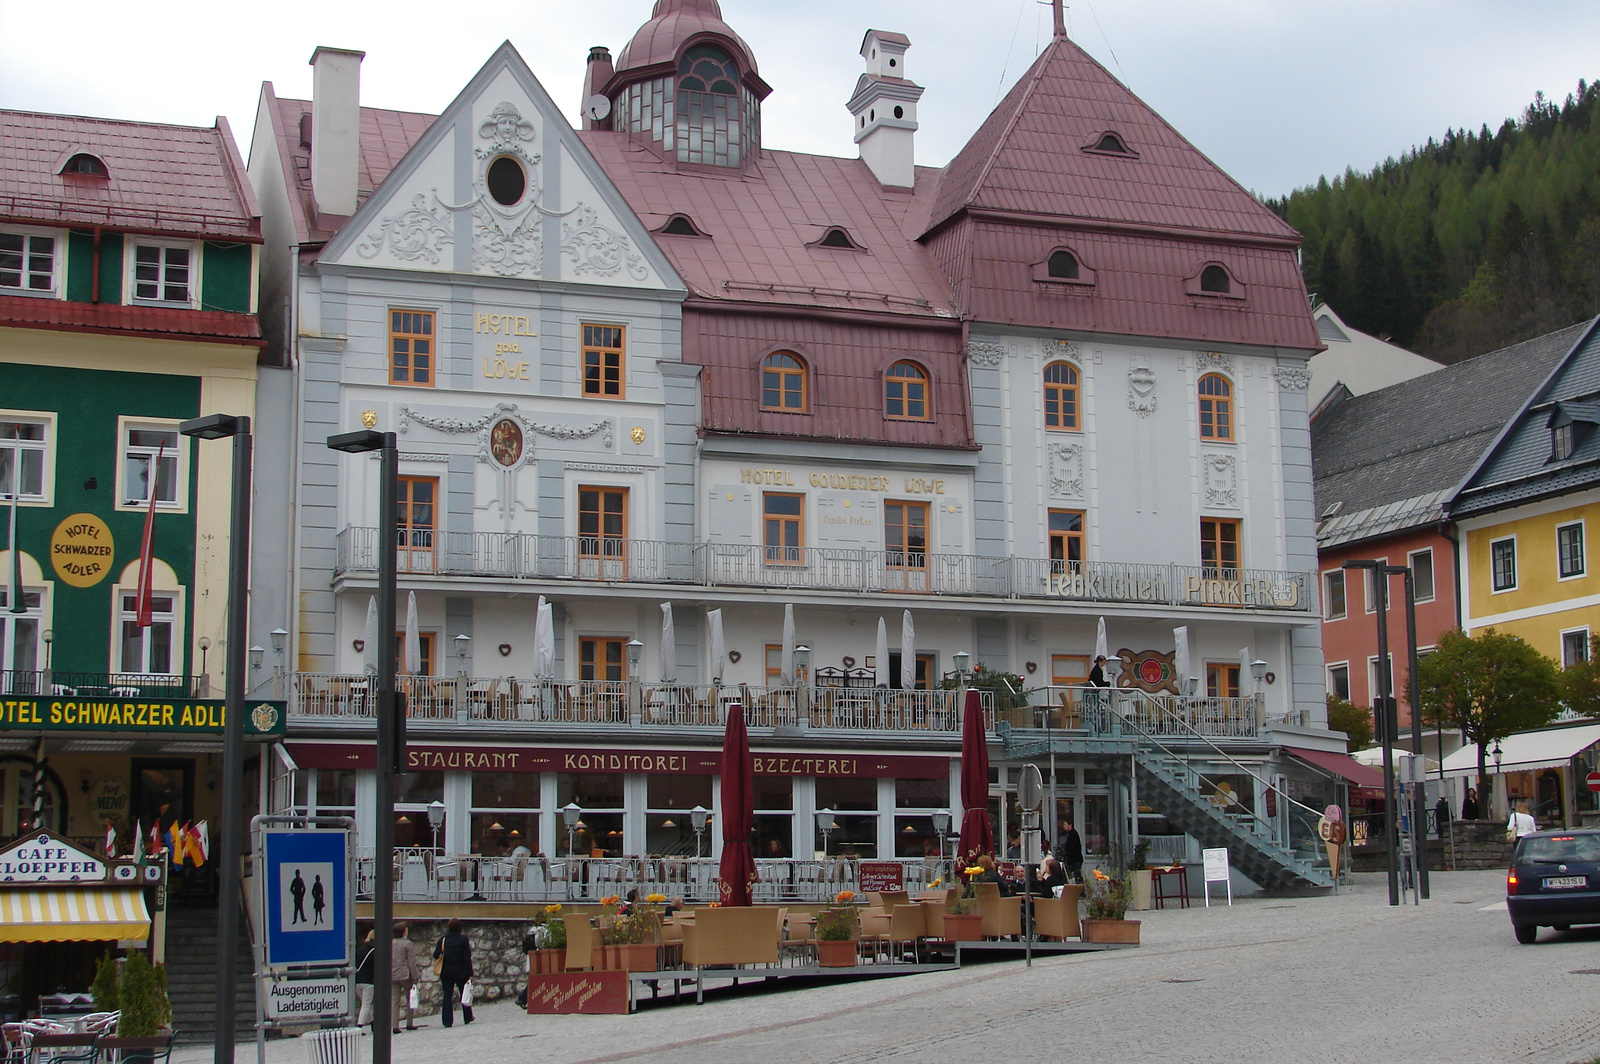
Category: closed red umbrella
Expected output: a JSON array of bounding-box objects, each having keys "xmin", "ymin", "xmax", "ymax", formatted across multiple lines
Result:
[
  {"xmin": 957, "ymin": 689, "xmax": 994, "ymax": 866},
  {"xmin": 717, "ymin": 701, "xmax": 759, "ymax": 906}
]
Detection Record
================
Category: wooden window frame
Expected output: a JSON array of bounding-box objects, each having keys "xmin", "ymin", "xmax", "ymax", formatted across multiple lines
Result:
[
  {"xmin": 115, "ymin": 417, "xmax": 187, "ymax": 514},
  {"xmin": 1043, "ymin": 361, "xmax": 1080, "ymax": 431},
  {"xmin": 765, "ymin": 644, "xmax": 783, "ymax": 685},
  {"xmin": 1198, "ymin": 373, "xmax": 1234, "ymax": 441},
  {"xmin": 763, "ymin": 491, "xmax": 805, "ymax": 565},
  {"xmin": 1322, "ymin": 568, "xmax": 1347, "ymax": 620},
  {"xmin": 397, "ymin": 475, "xmax": 439, "ymax": 571},
  {"xmin": 1490, "ymin": 535, "xmax": 1517, "ymax": 593},
  {"xmin": 1408, "ymin": 548, "xmax": 1437, "ymax": 602},
  {"xmin": 1051, "ymin": 654, "xmax": 1090, "ymax": 687},
  {"xmin": 1206, "ymin": 662, "xmax": 1241, "ymax": 698},
  {"xmin": 389, "ymin": 309, "xmax": 436, "ymax": 387},
  {"xmin": 581, "ymin": 323, "xmax": 626, "ymax": 399},
  {"xmin": 1557, "ymin": 521, "xmax": 1586, "ymax": 580},
  {"xmin": 394, "ymin": 631, "xmax": 436, "ymax": 676},
  {"xmin": 1200, "ymin": 517, "xmax": 1241, "ymax": 578},
  {"xmin": 116, "ymin": 587, "xmax": 182, "ymax": 677},
  {"xmin": 761, "ymin": 351, "xmax": 809, "ymax": 412},
  {"xmin": 579, "ymin": 636, "xmax": 628, "ymax": 682},
  {"xmin": 884, "ymin": 361, "xmax": 930, "ymax": 421},
  {"xmin": 578, "ymin": 486, "xmax": 628, "ymax": 560},
  {"xmin": 0, "ymin": 228, "xmax": 58, "ymax": 296},
  {"xmin": 1326, "ymin": 662, "xmax": 1350, "ymax": 702},
  {"xmin": 1562, "ymin": 627, "xmax": 1590, "ymax": 668},
  {"xmin": 884, "ymin": 499, "xmax": 930, "ymax": 571},
  {"xmin": 130, "ymin": 241, "xmax": 194, "ymax": 305},
  {"xmin": 1049, "ymin": 509, "xmax": 1085, "ymax": 573}
]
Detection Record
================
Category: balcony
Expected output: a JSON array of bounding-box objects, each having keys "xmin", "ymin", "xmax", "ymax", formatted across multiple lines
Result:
[
  {"xmin": 333, "ymin": 528, "xmax": 1314, "ymax": 613},
  {"xmin": 290, "ymin": 675, "xmax": 991, "ymax": 735},
  {"xmin": 1, "ymin": 670, "xmax": 204, "ymax": 698}
]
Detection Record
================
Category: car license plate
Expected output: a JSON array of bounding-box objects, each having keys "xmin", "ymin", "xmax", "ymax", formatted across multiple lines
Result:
[{"xmin": 1543, "ymin": 876, "xmax": 1587, "ymax": 889}]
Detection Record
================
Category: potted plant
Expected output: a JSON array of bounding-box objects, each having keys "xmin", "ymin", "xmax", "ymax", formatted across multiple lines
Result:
[
  {"xmin": 609, "ymin": 901, "xmax": 662, "ymax": 972},
  {"xmin": 1080, "ymin": 867, "xmax": 1140, "ymax": 944},
  {"xmin": 115, "ymin": 951, "xmax": 171, "ymax": 1060},
  {"xmin": 1128, "ymin": 838, "xmax": 1154, "ymax": 912},
  {"xmin": 942, "ymin": 867, "xmax": 985, "ymax": 942},
  {"xmin": 815, "ymin": 892, "xmax": 859, "ymax": 967},
  {"xmin": 527, "ymin": 905, "xmax": 567, "ymax": 974},
  {"xmin": 90, "ymin": 952, "xmax": 120, "ymax": 1013}
]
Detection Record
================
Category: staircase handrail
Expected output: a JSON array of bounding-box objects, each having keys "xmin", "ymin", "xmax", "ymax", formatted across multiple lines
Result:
[{"xmin": 1114, "ymin": 687, "xmax": 1327, "ymax": 832}]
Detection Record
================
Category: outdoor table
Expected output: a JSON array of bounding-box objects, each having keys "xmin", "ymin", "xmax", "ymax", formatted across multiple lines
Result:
[{"xmin": 1152, "ymin": 865, "xmax": 1190, "ymax": 908}]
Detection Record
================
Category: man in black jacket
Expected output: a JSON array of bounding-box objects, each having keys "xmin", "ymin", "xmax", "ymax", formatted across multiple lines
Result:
[{"xmin": 1057, "ymin": 818, "xmax": 1084, "ymax": 883}]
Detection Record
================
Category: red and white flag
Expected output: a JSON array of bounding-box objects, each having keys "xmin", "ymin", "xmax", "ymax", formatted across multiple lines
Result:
[
  {"xmin": 104, "ymin": 820, "xmax": 116, "ymax": 857},
  {"xmin": 134, "ymin": 442, "xmax": 165, "ymax": 627}
]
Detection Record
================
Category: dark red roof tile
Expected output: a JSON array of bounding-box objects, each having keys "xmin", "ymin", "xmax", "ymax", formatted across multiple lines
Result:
[{"xmin": 0, "ymin": 295, "xmax": 263, "ymax": 345}]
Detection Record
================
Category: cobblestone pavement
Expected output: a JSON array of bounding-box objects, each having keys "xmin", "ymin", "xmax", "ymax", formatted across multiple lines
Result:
[{"xmin": 178, "ymin": 870, "xmax": 1600, "ymax": 1064}]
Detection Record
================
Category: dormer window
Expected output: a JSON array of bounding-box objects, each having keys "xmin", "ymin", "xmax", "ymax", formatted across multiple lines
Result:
[
  {"xmin": 1554, "ymin": 422, "xmax": 1575, "ymax": 461},
  {"xmin": 659, "ymin": 214, "xmax": 706, "ymax": 237},
  {"xmin": 60, "ymin": 153, "xmax": 108, "ymax": 177},
  {"xmin": 1083, "ymin": 131, "xmax": 1137, "ymax": 158},
  {"xmin": 816, "ymin": 227, "xmax": 862, "ymax": 250},
  {"xmin": 1547, "ymin": 403, "xmax": 1600, "ymax": 462},
  {"xmin": 678, "ymin": 45, "xmax": 739, "ymax": 95},
  {"xmin": 1095, "ymin": 133, "xmax": 1128, "ymax": 153},
  {"xmin": 1200, "ymin": 265, "xmax": 1231, "ymax": 294},
  {"xmin": 1047, "ymin": 250, "xmax": 1079, "ymax": 279}
]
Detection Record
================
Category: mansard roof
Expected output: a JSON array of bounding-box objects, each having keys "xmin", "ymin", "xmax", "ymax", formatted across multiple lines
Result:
[{"xmin": 612, "ymin": 0, "xmax": 767, "ymax": 96}]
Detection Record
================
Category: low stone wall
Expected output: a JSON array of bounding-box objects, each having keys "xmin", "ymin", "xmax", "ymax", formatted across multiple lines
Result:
[
  {"xmin": 1350, "ymin": 821, "xmax": 1513, "ymax": 873},
  {"xmin": 384, "ymin": 919, "xmax": 531, "ymax": 1016}
]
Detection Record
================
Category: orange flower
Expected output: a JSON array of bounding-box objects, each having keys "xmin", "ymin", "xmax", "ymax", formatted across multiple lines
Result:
[{"xmin": 836, "ymin": 890, "xmax": 855, "ymax": 903}]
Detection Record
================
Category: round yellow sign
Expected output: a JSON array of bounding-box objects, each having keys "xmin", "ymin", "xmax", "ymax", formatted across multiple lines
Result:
[{"xmin": 51, "ymin": 513, "xmax": 115, "ymax": 587}]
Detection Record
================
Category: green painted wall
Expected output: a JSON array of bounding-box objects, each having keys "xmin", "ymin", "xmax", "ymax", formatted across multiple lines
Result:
[
  {"xmin": 0, "ymin": 362, "xmax": 200, "ymax": 675},
  {"xmin": 200, "ymin": 242, "xmax": 252, "ymax": 314},
  {"xmin": 64, "ymin": 230, "xmax": 124, "ymax": 306}
]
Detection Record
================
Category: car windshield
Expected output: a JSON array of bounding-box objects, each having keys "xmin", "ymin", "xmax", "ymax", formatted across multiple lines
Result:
[{"xmin": 1519, "ymin": 835, "xmax": 1600, "ymax": 864}]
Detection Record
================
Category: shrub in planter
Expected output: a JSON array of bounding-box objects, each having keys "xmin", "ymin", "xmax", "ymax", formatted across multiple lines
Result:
[
  {"xmin": 118, "ymin": 952, "xmax": 168, "ymax": 1037},
  {"xmin": 90, "ymin": 952, "xmax": 120, "ymax": 1013}
]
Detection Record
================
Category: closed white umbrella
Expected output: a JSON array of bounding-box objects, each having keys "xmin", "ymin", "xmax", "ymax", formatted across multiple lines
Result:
[
  {"xmin": 661, "ymin": 602, "xmax": 677, "ymax": 682},
  {"xmin": 875, "ymin": 618, "xmax": 890, "ymax": 687},
  {"xmin": 1172, "ymin": 626, "xmax": 1191, "ymax": 695},
  {"xmin": 1239, "ymin": 646, "xmax": 1252, "ymax": 698},
  {"xmin": 404, "ymin": 592, "xmax": 421, "ymax": 675},
  {"xmin": 708, "ymin": 608, "xmax": 726, "ymax": 686},
  {"xmin": 781, "ymin": 603, "xmax": 796, "ymax": 685},
  {"xmin": 362, "ymin": 597, "xmax": 378, "ymax": 676},
  {"xmin": 532, "ymin": 596, "xmax": 554, "ymax": 679},
  {"xmin": 900, "ymin": 610, "xmax": 916, "ymax": 690},
  {"xmin": 1094, "ymin": 617, "xmax": 1109, "ymax": 664}
]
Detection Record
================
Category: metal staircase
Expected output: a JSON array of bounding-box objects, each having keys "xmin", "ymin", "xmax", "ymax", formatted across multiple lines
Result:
[{"xmin": 1002, "ymin": 688, "xmax": 1332, "ymax": 892}]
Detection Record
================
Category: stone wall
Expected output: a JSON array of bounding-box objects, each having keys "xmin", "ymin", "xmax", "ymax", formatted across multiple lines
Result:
[
  {"xmin": 389, "ymin": 919, "xmax": 531, "ymax": 1016},
  {"xmin": 1442, "ymin": 820, "xmax": 1515, "ymax": 870}
]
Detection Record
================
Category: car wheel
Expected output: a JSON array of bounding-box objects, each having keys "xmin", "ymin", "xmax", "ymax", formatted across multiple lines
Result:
[
  {"xmin": 1513, "ymin": 924, "xmax": 1538, "ymax": 944},
  {"xmin": 1553, "ymin": 924, "xmax": 1570, "ymax": 932}
]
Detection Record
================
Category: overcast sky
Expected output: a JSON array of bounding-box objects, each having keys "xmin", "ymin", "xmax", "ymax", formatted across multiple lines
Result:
[{"xmin": 2, "ymin": 1, "xmax": 1595, "ymax": 199}]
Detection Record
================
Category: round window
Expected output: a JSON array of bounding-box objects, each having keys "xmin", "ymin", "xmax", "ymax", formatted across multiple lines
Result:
[{"xmin": 487, "ymin": 156, "xmax": 526, "ymax": 207}]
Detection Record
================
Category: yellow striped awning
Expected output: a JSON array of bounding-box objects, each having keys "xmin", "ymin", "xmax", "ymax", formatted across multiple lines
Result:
[{"xmin": 0, "ymin": 887, "xmax": 150, "ymax": 942}]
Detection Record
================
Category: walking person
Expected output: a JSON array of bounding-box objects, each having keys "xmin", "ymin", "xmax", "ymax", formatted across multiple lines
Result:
[
  {"xmin": 1507, "ymin": 799, "xmax": 1537, "ymax": 841},
  {"xmin": 434, "ymin": 917, "xmax": 475, "ymax": 1028},
  {"xmin": 390, "ymin": 922, "xmax": 421, "ymax": 1034},
  {"xmin": 1057, "ymin": 818, "xmax": 1084, "ymax": 883},
  {"xmin": 354, "ymin": 930, "xmax": 376, "ymax": 1030}
]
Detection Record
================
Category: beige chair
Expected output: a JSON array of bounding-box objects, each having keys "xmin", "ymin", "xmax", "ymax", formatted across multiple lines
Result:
[
  {"xmin": 870, "ymin": 890, "xmax": 910, "ymax": 911},
  {"xmin": 680, "ymin": 906, "xmax": 781, "ymax": 967},
  {"xmin": 920, "ymin": 900, "xmax": 947, "ymax": 941},
  {"xmin": 562, "ymin": 913, "xmax": 600, "ymax": 970},
  {"xmin": 976, "ymin": 882, "xmax": 1022, "ymax": 938},
  {"xmin": 883, "ymin": 903, "xmax": 926, "ymax": 962},
  {"xmin": 1033, "ymin": 886, "xmax": 1083, "ymax": 940}
]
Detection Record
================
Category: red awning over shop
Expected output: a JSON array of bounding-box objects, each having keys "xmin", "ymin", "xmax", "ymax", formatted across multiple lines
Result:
[{"xmin": 1285, "ymin": 747, "xmax": 1386, "ymax": 790}]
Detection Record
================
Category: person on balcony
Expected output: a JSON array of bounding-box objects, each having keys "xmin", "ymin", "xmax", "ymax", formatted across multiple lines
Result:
[{"xmin": 1087, "ymin": 656, "xmax": 1110, "ymax": 729}]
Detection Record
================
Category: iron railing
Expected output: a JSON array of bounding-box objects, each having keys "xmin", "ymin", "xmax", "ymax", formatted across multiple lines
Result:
[
  {"xmin": 333, "ymin": 528, "xmax": 1315, "ymax": 613},
  {"xmin": 0, "ymin": 670, "xmax": 202, "ymax": 698}
]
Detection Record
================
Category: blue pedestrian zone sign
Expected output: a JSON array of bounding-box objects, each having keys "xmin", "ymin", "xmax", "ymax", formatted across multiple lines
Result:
[{"xmin": 262, "ymin": 830, "xmax": 349, "ymax": 968}]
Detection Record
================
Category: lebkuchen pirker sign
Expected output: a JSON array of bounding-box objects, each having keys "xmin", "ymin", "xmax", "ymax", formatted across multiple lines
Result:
[{"xmin": 0, "ymin": 697, "xmax": 286, "ymax": 737}]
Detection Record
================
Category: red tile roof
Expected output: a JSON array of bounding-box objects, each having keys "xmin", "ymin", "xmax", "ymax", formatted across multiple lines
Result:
[
  {"xmin": 0, "ymin": 294, "xmax": 263, "ymax": 346},
  {"xmin": 926, "ymin": 37, "xmax": 1300, "ymax": 243},
  {"xmin": 0, "ymin": 109, "xmax": 259, "ymax": 240}
]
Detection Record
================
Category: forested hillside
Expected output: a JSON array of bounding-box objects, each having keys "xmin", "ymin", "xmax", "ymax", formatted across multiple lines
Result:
[{"xmin": 1267, "ymin": 81, "xmax": 1600, "ymax": 363}]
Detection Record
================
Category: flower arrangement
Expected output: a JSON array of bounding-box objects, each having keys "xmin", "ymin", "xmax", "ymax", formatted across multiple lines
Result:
[
  {"xmin": 947, "ymin": 865, "xmax": 986, "ymax": 915},
  {"xmin": 835, "ymin": 890, "xmax": 855, "ymax": 904},
  {"xmin": 816, "ymin": 907, "xmax": 857, "ymax": 941},
  {"xmin": 528, "ymin": 903, "xmax": 567, "ymax": 949},
  {"xmin": 1083, "ymin": 867, "xmax": 1133, "ymax": 920}
]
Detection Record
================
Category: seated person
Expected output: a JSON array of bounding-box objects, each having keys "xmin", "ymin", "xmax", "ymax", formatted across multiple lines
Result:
[
  {"xmin": 973, "ymin": 854, "xmax": 1014, "ymax": 896},
  {"xmin": 1037, "ymin": 855, "xmax": 1069, "ymax": 897}
]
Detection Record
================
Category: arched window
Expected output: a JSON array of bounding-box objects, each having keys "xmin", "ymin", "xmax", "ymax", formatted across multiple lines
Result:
[
  {"xmin": 1043, "ymin": 362, "xmax": 1080, "ymax": 430},
  {"xmin": 1094, "ymin": 133, "xmax": 1129, "ymax": 154},
  {"xmin": 761, "ymin": 351, "xmax": 808, "ymax": 411},
  {"xmin": 678, "ymin": 45, "xmax": 739, "ymax": 95},
  {"xmin": 1198, "ymin": 373, "xmax": 1233, "ymax": 441},
  {"xmin": 61, "ymin": 153, "xmax": 108, "ymax": 176},
  {"xmin": 1047, "ymin": 250, "xmax": 1079, "ymax": 279},
  {"xmin": 660, "ymin": 214, "xmax": 704, "ymax": 236},
  {"xmin": 884, "ymin": 361, "xmax": 930, "ymax": 420},
  {"xmin": 1200, "ymin": 265, "xmax": 1231, "ymax": 294},
  {"xmin": 818, "ymin": 227, "xmax": 858, "ymax": 249}
]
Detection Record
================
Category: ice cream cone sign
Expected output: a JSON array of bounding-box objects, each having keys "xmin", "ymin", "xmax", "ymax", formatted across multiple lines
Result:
[{"xmin": 1317, "ymin": 804, "xmax": 1347, "ymax": 878}]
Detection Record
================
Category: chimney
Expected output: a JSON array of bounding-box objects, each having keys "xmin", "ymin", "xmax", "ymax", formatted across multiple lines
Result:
[
  {"xmin": 582, "ymin": 47, "xmax": 615, "ymax": 131},
  {"xmin": 308, "ymin": 46, "xmax": 365, "ymax": 217},
  {"xmin": 846, "ymin": 31, "xmax": 923, "ymax": 189}
]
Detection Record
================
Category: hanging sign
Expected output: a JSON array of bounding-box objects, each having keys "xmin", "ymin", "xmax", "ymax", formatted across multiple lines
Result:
[
  {"xmin": 50, "ymin": 513, "xmax": 114, "ymax": 587},
  {"xmin": 0, "ymin": 833, "xmax": 108, "ymax": 883}
]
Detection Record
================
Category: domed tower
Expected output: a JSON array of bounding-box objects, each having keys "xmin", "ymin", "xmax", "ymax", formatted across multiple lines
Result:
[{"xmin": 600, "ymin": 0, "xmax": 771, "ymax": 168}]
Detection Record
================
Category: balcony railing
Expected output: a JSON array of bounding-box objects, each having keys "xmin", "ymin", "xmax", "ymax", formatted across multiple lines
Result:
[
  {"xmin": 1002, "ymin": 685, "xmax": 1269, "ymax": 740},
  {"xmin": 290, "ymin": 675, "xmax": 991, "ymax": 734},
  {"xmin": 333, "ymin": 528, "xmax": 1314, "ymax": 613},
  {"xmin": 0, "ymin": 670, "xmax": 203, "ymax": 698}
]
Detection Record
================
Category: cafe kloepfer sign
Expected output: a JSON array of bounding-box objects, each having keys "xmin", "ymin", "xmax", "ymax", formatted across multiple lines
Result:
[
  {"xmin": 0, "ymin": 697, "xmax": 286, "ymax": 737},
  {"xmin": 0, "ymin": 833, "xmax": 108, "ymax": 883}
]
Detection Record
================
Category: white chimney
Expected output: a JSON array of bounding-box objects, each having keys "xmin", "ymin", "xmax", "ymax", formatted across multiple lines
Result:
[
  {"xmin": 308, "ymin": 46, "xmax": 365, "ymax": 217},
  {"xmin": 846, "ymin": 30, "xmax": 923, "ymax": 189}
]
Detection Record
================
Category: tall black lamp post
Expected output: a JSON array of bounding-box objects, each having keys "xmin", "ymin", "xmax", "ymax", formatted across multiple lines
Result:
[
  {"xmin": 1344, "ymin": 559, "xmax": 1400, "ymax": 906},
  {"xmin": 327, "ymin": 428, "xmax": 398, "ymax": 1064},
  {"xmin": 1380, "ymin": 562, "xmax": 1430, "ymax": 900},
  {"xmin": 177, "ymin": 413, "xmax": 251, "ymax": 1064}
]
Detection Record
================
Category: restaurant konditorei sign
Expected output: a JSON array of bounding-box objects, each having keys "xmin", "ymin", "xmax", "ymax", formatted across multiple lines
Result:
[
  {"xmin": 0, "ymin": 833, "xmax": 108, "ymax": 883},
  {"xmin": 0, "ymin": 697, "xmax": 286, "ymax": 737}
]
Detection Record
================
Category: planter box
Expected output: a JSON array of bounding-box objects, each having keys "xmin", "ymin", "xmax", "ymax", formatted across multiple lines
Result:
[
  {"xmin": 941, "ymin": 913, "xmax": 984, "ymax": 942},
  {"xmin": 1130, "ymin": 868, "xmax": 1153, "ymax": 911},
  {"xmin": 816, "ymin": 939, "xmax": 859, "ymax": 967},
  {"xmin": 531, "ymin": 948, "xmax": 566, "ymax": 974},
  {"xmin": 614, "ymin": 943, "xmax": 659, "ymax": 972},
  {"xmin": 1081, "ymin": 918, "xmax": 1140, "ymax": 944}
]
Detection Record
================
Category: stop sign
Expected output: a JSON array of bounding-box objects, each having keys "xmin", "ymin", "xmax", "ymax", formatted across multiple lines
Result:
[{"xmin": 1586, "ymin": 772, "xmax": 1600, "ymax": 793}]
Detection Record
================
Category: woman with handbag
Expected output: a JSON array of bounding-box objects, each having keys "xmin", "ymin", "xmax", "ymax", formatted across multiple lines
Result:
[
  {"xmin": 354, "ymin": 930, "xmax": 377, "ymax": 1030},
  {"xmin": 1507, "ymin": 799, "xmax": 1537, "ymax": 841},
  {"xmin": 434, "ymin": 917, "xmax": 475, "ymax": 1028},
  {"xmin": 390, "ymin": 923, "xmax": 421, "ymax": 1034}
]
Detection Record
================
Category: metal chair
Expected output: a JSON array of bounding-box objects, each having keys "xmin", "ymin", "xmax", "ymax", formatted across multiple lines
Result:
[{"xmin": 24, "ymin": 1033, "xmax": 96, "ymax": 1064}]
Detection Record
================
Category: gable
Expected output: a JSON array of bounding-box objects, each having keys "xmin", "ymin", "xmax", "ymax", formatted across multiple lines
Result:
[{"xmin": 323, "ymin": 43, "xmax": 681, "ymax": 294}]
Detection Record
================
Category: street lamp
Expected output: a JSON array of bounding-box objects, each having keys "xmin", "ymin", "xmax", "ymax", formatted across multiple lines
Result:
[
  {"xmin": 815, "ymin": 808, "xmax": 836, "ymax": 856},
  {"xmin": 178, "ymin": 411, "xmax": 252, "ymax": 1064},
  {"xmin": 794, "ymin": 645, "xmax": 810, "ymax": 686},
  {"xmin": 932, "ymin": 810, "xmax": 950, "ymax": 864},
  {"xmin": 563, "ymin": 802, "xmax": 582, "ymax": 856},
  {"xmin": 326, "ymin": 426, "xmax": 398, "ymax": 1064},
  {"xmin": 691, "ymin": 804, "xmax": 709, "ymax": 859},
  {"xmin": 454, "ymin": 633, "xmax": 471, "ymax": 675},
  {"xmin": 953, "ymin": 651, "xmax": 970, "ymax": 687},
  {"xmin": 248, "ymin": 645, "xmax": 264, "ymax": 673},
  {"xmin": 1345, "ymin": 558, "xmax": 1406, "ymax": 906},
  {"xmin": 427, "ymin": 800, "xmax": 446, "ymax": 853}
]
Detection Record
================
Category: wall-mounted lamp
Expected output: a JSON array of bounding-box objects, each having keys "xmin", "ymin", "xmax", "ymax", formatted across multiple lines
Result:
[
  {"xmin": 953, "ymin": 651, "xmax": 970, "ymax": 684},
  {"xmin": 794, "ymin": 645, "xmax": 810, "ymax": 683},
  {"xmin": 248, "ymin": 645, "xmax": 264, "ymax": 672},
  {"xmin": 1250, "ymin": 659, "xmax": 1268, "ymax": 685},
  {"xmin": 454, "ymin": 633, "xmax": 471, "ymax": 667},
  {"xmin": 270, "ymin": 628, "xmax": 288, "ymax": 658},
  {"xmin": 626, "ymin": 638, "xmax": 644, "ymax": 677}
]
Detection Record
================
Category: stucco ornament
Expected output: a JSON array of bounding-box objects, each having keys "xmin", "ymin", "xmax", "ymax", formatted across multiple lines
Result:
[
  {"xmin": 1202, "ymin": 452, "xmax": 1238, "ymax": 508},
  {"xmin": 355, "ymin": 191, "xmax": 454, "ymax": 263},
  {"xmin": 1195, "ymin": 351, "xmax": 1234, "ymax": 375},
  {"xmin": 1046, "ymin": 338, "xmax": 1082, "ymax": 365},
  {"xmin": 1276, "ymin": 365, "xmax": 1312, "ymax": 391},
  {"xmin": 1127, "ymin": 360, "xmax": 1157, "ymax": 417},
  {"xmin": 1048, "ymin": 441, "xmax": 1084, "ymax": 500},
  {"xmin": 968, "ymin": 340, "xmax": 1005, "ymax": 367},
  {"xmin": 398, "ymin": 403, "xmax": 614, "ymax": 463},
  {"xmin": 560, "ymin": 204, "xmax": 648, "ymax": 280},
  {"xmin": 479, "ymin": 101, "xmax": 536, "ymax": 144}
]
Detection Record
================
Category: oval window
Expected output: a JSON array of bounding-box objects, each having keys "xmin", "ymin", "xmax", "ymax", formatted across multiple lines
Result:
[{"xmin": 487, "ymin": 156, "xmax": 526, "ymax": 206}]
